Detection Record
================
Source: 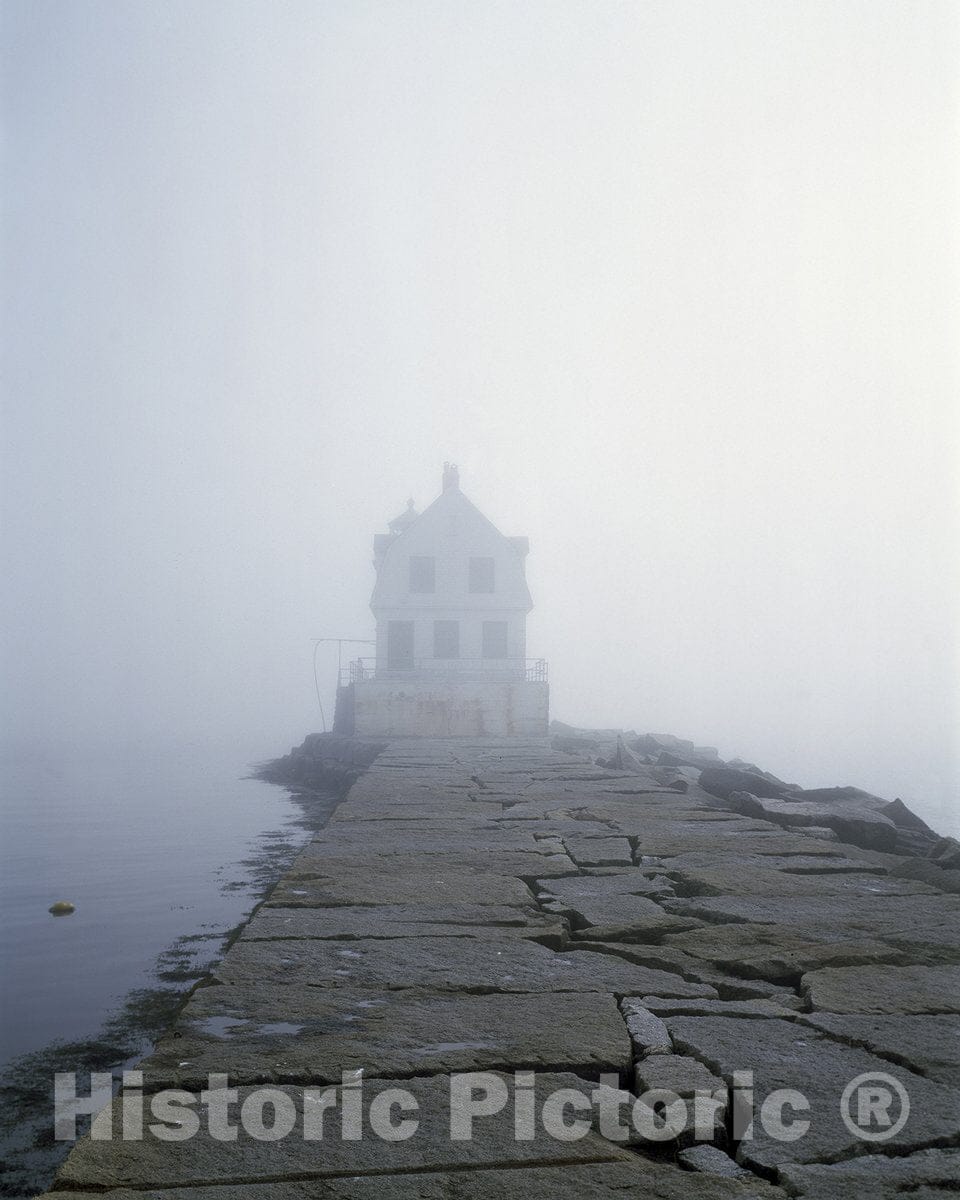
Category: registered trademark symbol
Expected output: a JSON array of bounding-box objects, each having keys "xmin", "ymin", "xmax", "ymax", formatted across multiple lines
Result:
[{"xmin": 840, "ymin": 1072, "xmax": 910, "ymax": 1141}]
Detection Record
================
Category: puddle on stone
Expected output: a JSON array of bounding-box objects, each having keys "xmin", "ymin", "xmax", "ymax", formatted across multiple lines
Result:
[
  {"xmin": 411, "ymin": 1041, "xmax": 496, "ymax": 1055},
  {"xmin": 195, "ymin": 1016, "xmax": 305, "ymax": 1038},
  {"xmin": 336, "ymin": 949, "xmax": 364, "ymax": 958},
  {"xmin": 194, "ymin": 1016, "xmax": 247, "ymax": 1038}
]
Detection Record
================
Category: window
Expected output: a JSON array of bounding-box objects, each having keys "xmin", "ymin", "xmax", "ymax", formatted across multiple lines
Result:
[
  {"xmin": 433, "ymin": 620, "xmax": 460, "ymax": 659},
  {"xmin": 482, "ymin": 620, "xmax": 508, "ymax": 659},
  {"xmin": 387, "ymin": 621, "xmax": 415, "ymax": 670},
  {"xmin": 409, "ymin": 556, "xmax": 435, "ymax": 593},
  {"xmin": 469, "ymin": 556, "xmax": 495, "ymax": 593}
]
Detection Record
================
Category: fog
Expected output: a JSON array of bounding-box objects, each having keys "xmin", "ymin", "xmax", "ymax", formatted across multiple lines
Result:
[{"xmin": 2, "ymin": 2, "xmax": 958, "ymax": 828}]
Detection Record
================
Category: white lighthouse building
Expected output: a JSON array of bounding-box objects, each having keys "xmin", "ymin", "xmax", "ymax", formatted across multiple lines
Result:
[{"xmin": 338, "ymin": 464, "xmax": 548, "ymax": 737}]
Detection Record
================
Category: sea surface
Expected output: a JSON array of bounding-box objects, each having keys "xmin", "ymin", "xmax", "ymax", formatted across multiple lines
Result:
[
  {"xmin": 0, "ymin": 740, "xmax": 313, "ymax": 1068},
  {"xmin": 0, "ymin": 738, "xmax": 325, "ymax": 1196}
]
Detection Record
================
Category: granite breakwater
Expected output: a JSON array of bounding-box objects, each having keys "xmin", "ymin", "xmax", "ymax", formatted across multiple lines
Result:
[{"xmin": 44, "ymin": 727, "xmax": 960, "ymax": 1197}]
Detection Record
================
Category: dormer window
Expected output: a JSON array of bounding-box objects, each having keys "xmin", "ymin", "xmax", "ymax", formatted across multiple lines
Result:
[
  {"xmin": 469, "ymin": 556, "xmax": 495, "ymax": 593},
  {"xmin": 409, "ymin": 556, "xmax": 435, "ymax": 593}
]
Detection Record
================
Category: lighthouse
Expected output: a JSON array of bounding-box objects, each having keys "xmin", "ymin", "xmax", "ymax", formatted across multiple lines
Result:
[{"xmin": 337, "ymin": 465, "xmax": 548, "ymax": 737}]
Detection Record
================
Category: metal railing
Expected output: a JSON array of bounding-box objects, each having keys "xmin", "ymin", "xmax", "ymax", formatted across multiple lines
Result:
[{"xmin": 341, "ymin": 657, "xmax": 548, "ymax": 686}]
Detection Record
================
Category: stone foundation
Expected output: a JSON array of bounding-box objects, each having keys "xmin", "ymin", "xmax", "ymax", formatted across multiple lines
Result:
[{"xmin": 350, "ymin": 679, "xmax": 548, "ymax": 737}]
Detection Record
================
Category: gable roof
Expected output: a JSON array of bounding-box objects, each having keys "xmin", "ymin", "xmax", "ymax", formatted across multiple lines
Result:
[{"xmin": 371, "ymin": 477, "xmax": 532, "ymax": 609}]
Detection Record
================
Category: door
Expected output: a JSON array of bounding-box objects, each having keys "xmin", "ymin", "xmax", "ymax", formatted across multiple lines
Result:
[
  {"xmin": 387, "ymin": 621, "xmax": 415, "ymax": 671},
  {"xmin": 433, "ymin": 620, "xmax": 460, "ymax": 659}
]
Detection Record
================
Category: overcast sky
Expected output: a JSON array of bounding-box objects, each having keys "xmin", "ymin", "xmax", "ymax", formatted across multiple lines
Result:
[{"xmin": 2, "ymin": 1, "xmax": 957, "ymax": 829}]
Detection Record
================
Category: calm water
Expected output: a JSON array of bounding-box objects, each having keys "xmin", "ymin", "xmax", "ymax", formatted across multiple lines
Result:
[{"xmin": 0, "ymin": 739, "xmax": 309, "ymax": 1071}]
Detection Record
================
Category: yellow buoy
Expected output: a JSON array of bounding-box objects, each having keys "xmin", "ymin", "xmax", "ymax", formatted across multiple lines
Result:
[{"xmin": 48, "ymin": 901, "xmax": 76, "ymax": 916}]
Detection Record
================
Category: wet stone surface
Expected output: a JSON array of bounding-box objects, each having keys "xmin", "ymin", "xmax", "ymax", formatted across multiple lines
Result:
[
  {"xmin": 212, "ymin": 933, "xmax": 718, "ymax": 997},
  {"xmin": 46, "ymin": 1157, "xmax": 789, "ymax": 1199},
  {"xmin": 45, "ymin": 734, "xmax": 960, "ymax": 1198},
  {"xmin": 794, "ymin": 1011, "xmax": 960, "ymax": 1084},
  {"xmin": 139, "ymin": 984, "xmax": 632, "ymax": 1087},
  {"xmin": 800, "ymin": 963, "xmax": 960, "ymax": 1014},
  {"xmin": 777, "ymin": 1148, "xmax": 960, "ymax": 1198},
  {"xmin": 52, "ymin": 1072, "xmax": 638, "ymax": 1189},
  {"xmin": 666, "ymin": 1015, "xmax": 960, "ymax": 1172},
  {"xmin": 241, "ymin": 903, "xmax": 566, "ymax": 944}
]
